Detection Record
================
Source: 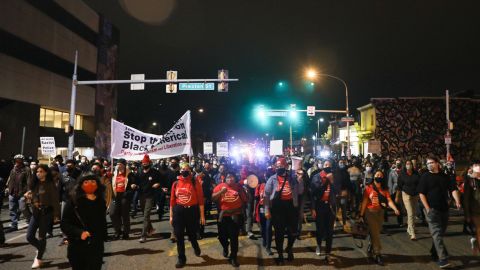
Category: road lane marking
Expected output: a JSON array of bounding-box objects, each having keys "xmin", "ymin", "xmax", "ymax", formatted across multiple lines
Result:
[{"xmin": 6, "ymin": 233, "xmax": 26, "ymax": 243}]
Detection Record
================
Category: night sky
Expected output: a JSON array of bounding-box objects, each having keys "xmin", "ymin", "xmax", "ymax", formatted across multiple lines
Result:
[{"xmin": 84, "ymin": 0, "xmax": 480, "ymax": 141}]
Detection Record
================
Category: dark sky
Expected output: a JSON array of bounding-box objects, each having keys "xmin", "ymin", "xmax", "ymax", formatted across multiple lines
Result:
[{"xmin": 84, "ymin": 0, "xmax": 480, "ymax": 141}]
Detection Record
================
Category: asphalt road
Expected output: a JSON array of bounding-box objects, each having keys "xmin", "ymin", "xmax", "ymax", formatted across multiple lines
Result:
[{"xmin": 1, "ymin": 205, "xmax": 478, "ymax": 270}]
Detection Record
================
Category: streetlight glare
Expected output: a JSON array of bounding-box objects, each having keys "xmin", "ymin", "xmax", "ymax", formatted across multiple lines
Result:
[
  {"xmin": 198, "ymin": 108, "xmax": 204, "ymax": 113},
  {"xmin": 306, "ymin": 69, "xmax": 317, "ymax": 80},
  {"xmin": 152, "ymin": 122, "xmax": 157, "ymax": 126},
  {"xmin": 320, "ymin": 117, "xmax": 324, "ymax": 122},
  {"xmin": 278, "ymin": 121, "xmax": 283, "ymax": 126}
]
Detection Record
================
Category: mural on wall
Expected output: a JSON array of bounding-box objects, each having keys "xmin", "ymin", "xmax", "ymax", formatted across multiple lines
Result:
[
  {"xmin": 95, "ymin": 17, "xmax": 119, "ymax": 158},
  {"xmin": 373, "ymin": 98, "xmax": 480, "ymax": 162}
]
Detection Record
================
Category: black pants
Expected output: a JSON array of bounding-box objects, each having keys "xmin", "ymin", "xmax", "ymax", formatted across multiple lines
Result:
[
  {"xmin": 271, "ymin": 199, "xmax": 298, "ymax": 257},
  {"xmin": 314, "ymin": 202, "xmax": 335, "ymax": 254},
  {"xmin": 68, "ymin": 241, "xmax": 104, "ymax": 270},
  {"xmin": 111, "ymin": 192, "xmax": 131, "ymax": 234},
  {"xmin": 26, "ymin": 207, "xmax": 53, "ymax": 259},
  {"xmin": 173, "ymin": 205, "xmax": 200, "ymax": 262},
  {"xmin": 155, "ymin": 189, "xmax": 166, "ymax": 220},
  {"xmin": 218, "ymin": 215, "xmax": 241, "ymax": 259}
]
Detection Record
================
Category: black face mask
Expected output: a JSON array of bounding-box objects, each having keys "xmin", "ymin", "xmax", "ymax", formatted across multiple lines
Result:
[
  {"xmin": 374, "ymin": 177, "xmax": 384, "ymax": 184},
  {"xmin": 181, "ymin": 171, "xmax": 190, "ymax": 177},
  {"xmin": 323, "ymin": 167, "xmax": 332, "ymax": 174},
  {"xmin": 276, "ymin": 168, "xmax": 286, "ymax": 176},
  {"xmin": 171, "ymin": 164, "xmax": 179, "ymax": 169}
]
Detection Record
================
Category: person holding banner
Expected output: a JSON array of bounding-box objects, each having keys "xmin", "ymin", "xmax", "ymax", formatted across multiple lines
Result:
[
  {"xmin": 212, "ymin": 172, "xmax": 247, "ymax": 267},
  {"xmin": 170, "ymin": 164, "xmax": 205, "ymax": 268},
  {"xmin": 135, "ymin": 154, "xmax": 162, "ymax": 243},
  {"xmin": 264, "ymin": 158, "xmax": 303, "ymax": 265}
]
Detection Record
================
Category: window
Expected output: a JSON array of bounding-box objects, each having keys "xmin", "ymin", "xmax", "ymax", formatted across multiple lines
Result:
[{"xmin": 40, "ymin": 108, "xmax": 83, "ymax": 130}]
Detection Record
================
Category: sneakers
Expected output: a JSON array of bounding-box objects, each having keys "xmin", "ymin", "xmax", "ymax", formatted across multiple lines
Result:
[
  {"xmin": 410, "ymin": 235, "xmax": 417, "ymax": 241},
  {"xmin": 32, "ymin": 257, "xmax": 42, "ymax": 269},
  {"xmin": 316, "ymin": 246, "xmax": 321, "ymax": 256},
  {"xmin": 265, "ymin": 247, "xmax": 273, "ymax": 256},
  {"xmin": 223, "ymin": 248, "xmax": 229, "ymax": 258},
  {"xmin": 193, "ymin": 244, "xmax": 201, "ymax": 256},
  {"xmin": 229, "ymin": 257, "xmax": 240, "ymax": 267},
  {"xmin": 437, "ymin": 260, "xmax": 451, "ymax": 268},
  {"xmin": 139, "ymin": 237, "xmax": 146, "ymax": 243},
  {"xmin": 247, "ymin": 231, "xmax": 255, "ymax": 239},
  {"xmin": 471, "ymin": 237, "xmax": 478, "ymax": 254}
]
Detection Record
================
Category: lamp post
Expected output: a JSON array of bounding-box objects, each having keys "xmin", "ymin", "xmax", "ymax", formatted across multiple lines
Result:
[{"xmin": 306, "ymin": 69, "xmax": 350, "ymax": 159}]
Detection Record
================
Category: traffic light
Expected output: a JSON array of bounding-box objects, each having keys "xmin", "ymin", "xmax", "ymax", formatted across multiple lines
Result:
[
  {"xmin": 289, "ymin": 104, "xmax": 298, "ymax": 120},
  {"xmin": 218, "ymin": 69, "xmax": 229, "ymax": 92}
]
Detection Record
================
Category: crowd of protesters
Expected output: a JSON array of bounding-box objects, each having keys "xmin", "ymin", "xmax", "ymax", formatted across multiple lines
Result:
[{"xmin": 0, "ymin": 151, "xmax": 479, "ymax": 269}]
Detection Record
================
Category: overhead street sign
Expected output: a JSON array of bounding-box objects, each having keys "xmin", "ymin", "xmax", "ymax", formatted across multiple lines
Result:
[
  {"xmin": 307, "ymin": 106, "xmax": 315, "ymax": 116},
  {"xmin": 341, "ymin": 116, "xmax": 355, "ymax": 123},
  {"xmin": 179, "ymin": 83, "xmax": 215, "ymax": 91},
  {"xmin": 266, "ymin": 111, "xmax": 288, "ymax": 117},
  {"xmin": 130, "ymin": 74, "xmax": 145, "ymax": 90}
]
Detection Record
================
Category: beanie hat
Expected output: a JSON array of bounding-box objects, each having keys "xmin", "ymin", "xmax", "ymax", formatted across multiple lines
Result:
[
  {"xmin": 276, "ymin": 157, "xmax": 288, "ymax": 168},
  {"xmin": 141, "ymin": 154, "xmax": 151, "ymax": 165}
]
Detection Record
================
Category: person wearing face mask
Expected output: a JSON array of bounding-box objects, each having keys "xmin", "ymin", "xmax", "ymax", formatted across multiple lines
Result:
[
  {"xmin": 255, "ymin": 168, "xmax": 274, "ymax": 255},
  {"xmin": 388, "ymin": 158, "xmax": 404, "ymax": 227},
  {"xmin": 212, "ymin": 172, "xmax": 247, "ymax": 267},
  {"xmin": 360, "ymin": 170, "xmax": 400, "ymax": 265},
  {"xmin": 417, "ymin": 156, "xmax": 461, "ymax": 268},
  {"xmin": 26, "ymin": 165, "xmax": 60, "ymax": 268},
  {"xmin": 348, "ymin": 161, "xmax": 362, "ymax": 216},
  {"xmin": 334, "ymin": 159, "xmax": 352, "ymax": 227},
  {"xmin": 397, "ymin": 160, "xmax": 420, "ymax": 240},
  {"xmin": 363, "ymin": 162, "xmax": 374, "ymax": 187},
  {"xmin": 135, "ymin": 154, "xmax": 162, "ymax": 243},
  {"xmin": 110, "ymin": 159, "xmax": 136, "ymax": 240},
  {"xmin": 264, "ymin": 157, "xmax": 303, "ymax": 265},
  {"xmin": 310, "ymin": 164, "xmax": 338, "ymax": 264},
  {"xmin": 4, "ymin": 154, "xmax": 32, "ymax": 233},
  {"xmin": 170, "ymin": 164, "xmax": 205, "ymax": 268},
  {"xmin": 463, "ymin": 160, "xmax": 480, "ymax": 255},
  {"xmin": 61, "ymin": 173, "xmax": 107, "ymax": 270},
  {"xmin": 214, "ymin": 164, "xmax": 227, "ymax": 185}
]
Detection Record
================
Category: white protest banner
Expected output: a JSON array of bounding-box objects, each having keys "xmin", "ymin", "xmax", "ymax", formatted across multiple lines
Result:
[
  {"xmin": 216, "ymin": 142, "xmax": 229, "ymax": 157},
  {"xmin": 269, "ymin": 140, "xmax": 283, "ymax": 156},
  {"xmin": 111, "ymin": 111, "xmax": 192, "ymax": 160},
  {"xmin": 203, "ymin": 142, "xmax": 213, "ymax": 154},
  {"xmin": 40, "ymin": 137, "xmax": 56, "ymax": 156}
]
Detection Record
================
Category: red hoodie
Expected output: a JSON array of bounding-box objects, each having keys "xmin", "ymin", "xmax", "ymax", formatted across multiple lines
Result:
[{"xmin": 170, "ymin": 176, "xmax": 204, "ymax": 207}]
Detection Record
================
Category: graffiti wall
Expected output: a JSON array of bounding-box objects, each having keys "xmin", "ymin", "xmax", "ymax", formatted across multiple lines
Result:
[
  {"xmin": 372, "ymin": 98, "xmax": 480, "ymax": 162},
  {"xmin": 95, "ymin": 16, "xmax": 119, "ymax": 158}
]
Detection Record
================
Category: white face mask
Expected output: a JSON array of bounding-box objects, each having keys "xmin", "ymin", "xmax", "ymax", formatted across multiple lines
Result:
[
  {"xmin": 473, "ymin": 166, "xmax": 480, "ymax": 173},
  {"xmin": 365, "ymin": 167, "xmax": 372, "ymax": 173}
]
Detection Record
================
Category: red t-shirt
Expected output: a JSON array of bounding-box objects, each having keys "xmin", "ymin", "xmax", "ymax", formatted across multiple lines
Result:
[
  {"xmin": 115, "ymin": 173, "xmax": 126, "ymax": 193},
  {"xmin": 364, "ymin": 185, "xmax": 391, "ymax": 210},
  {"xmin": 170, "ymin": 176, "xmax": 204, "ymax": 207},
  {"xmin": 255, "ymin": 183, "xmax": 266, "ymax": 205},
  {"xmin": 277, "ymin": 176, "xmax": 293, "ymax": 201},
  {"xmin": 213, "ymin": 183, "xmax": 246, "ymax": 214}
]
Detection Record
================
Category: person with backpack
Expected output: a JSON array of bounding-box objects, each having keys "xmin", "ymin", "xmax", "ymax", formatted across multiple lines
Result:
[
  {"xmin": 170, "ymin": 164, "xmax": 205, "ymax": 268},
  {"xmin": 359, "ymin": 170, "xmax": 400, "ymax": 266}
]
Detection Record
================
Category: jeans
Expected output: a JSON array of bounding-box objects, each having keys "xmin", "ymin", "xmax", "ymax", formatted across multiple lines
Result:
[
  {"xmin": 218, "ymin": 216, "xmax": 241, "ymax": 259},
  {"xmin": 259, "ymin": 207, "xmax": 272, "ymax": 248},
  {"xmin": 424, "ymin": 208, "xmax": 449, "ymax": 261},
  {"xmin": 141, "ymin": 196, "xmax": 154, "ymax": 237},
  {"xmin": 26, "ymin": 208, "xmax": 53, "ymax": 260},
  {"xmin": 315, "ymin": 202, "xmax": 335, "ymax": 254},
  {"xmin": 172, "ymin": 205, "xmax": 200, "ymax": 262},
  {"xmin": 111, "ymin": 192, "xmax": 131, "ymax": 235},
  {"xmin": 271, "ymin": 199, "xmax": 297, "ymax": 257},
  {"xmin": 9, "ymin": 195, "xmax": 29, "ymax": 228}
]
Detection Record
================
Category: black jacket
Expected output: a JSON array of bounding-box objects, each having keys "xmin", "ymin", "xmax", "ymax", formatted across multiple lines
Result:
[{"xmin": 398, "ymin": 170, "xmax": 420, "ymax": 196}]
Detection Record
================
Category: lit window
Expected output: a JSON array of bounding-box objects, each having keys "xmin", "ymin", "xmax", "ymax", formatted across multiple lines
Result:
[
  {"xmin": 39, "ymin": 108, "xmax": 45, "ymax": 125},
  {"xmin": 44, "ymin": 109, "xmax": 54, "ymax": 127},
  {"xmin": 75, "ymin": 115, "xmax": 83, "ymax": 130},
  {"xmin": 62, "ymin": 112, "xmax": 70, "ymax": 130}
]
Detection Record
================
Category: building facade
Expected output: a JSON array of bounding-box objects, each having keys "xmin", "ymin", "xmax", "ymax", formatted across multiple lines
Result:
[
  {"xmin": 0, "ymin": 0, "xmax": 119, "ymax": 160},
  {"xmin": 357, "ymin": 97, "xmax": 480, "ymax": 163}
]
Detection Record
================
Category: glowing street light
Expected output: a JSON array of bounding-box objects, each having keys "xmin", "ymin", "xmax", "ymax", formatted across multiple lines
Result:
[
  {"xmin": 306, "ymin": 68, "xmax": 318, "ymax": 80},
  {"xmin": 152, "ymin": 122, "xmax": 157, "ymax": 126},
  {"xmin": 278, "ymin": 121, "xmax": 284, "ymax": 126}
]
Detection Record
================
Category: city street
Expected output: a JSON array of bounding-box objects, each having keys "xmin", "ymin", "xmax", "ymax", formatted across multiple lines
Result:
[{"xmin": 1, "ymin": 205, "xmax": 477, "ymax": 270}]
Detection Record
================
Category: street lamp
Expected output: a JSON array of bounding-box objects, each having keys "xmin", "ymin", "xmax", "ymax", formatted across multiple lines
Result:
[
  {"xmin": 305, "ymin": 69, "xmax": 351, "ymax": 158},
  {"xmin": 278, "ymin": 121, "xmax": 283, "ymax": 126},
  {"xmin": 198, "ymin": 108, "xmax": 204, "ymax": 113},
  {"xmin": 152, "ymin": 122, "xmax": 157, "ymax": 126}
]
